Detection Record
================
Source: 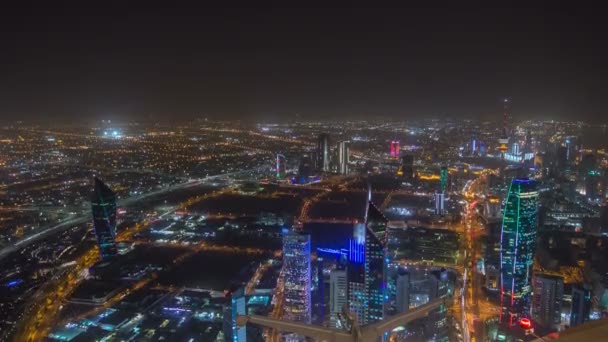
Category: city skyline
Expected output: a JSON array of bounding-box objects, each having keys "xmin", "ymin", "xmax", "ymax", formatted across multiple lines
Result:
[{"xmin": 2, "ymin": 4, "xmax": 608, "ymax": 342}]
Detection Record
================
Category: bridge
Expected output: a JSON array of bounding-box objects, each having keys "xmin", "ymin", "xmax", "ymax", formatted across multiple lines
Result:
[{"xmin": 237, "ymin": 296, "xmax": 451, "ymax": 342}]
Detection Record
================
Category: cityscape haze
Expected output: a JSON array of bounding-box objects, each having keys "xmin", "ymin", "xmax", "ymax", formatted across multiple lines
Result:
[{"xmin": 1, "ymin": 4, "xmax": 608, "ymax": 342}]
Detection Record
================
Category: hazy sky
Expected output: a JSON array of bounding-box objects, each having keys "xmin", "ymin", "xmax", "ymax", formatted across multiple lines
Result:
[{"xmin": 0, "ymin": 5, "xmax": 606, "ymax": 122}]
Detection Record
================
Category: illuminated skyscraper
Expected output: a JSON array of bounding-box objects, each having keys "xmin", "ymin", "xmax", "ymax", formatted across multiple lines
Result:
[
  {"xmin": 283, "ymin": 233, "xmax": 312, "ymax": 324},
  {"xmin": 223, "ymin": 288, "xmax": 246, "ymax": 342},
  {"xmin": 390, "ymin": 140, "xmax": 400, "ymax": 159},
  {"xmin": 317, "ymin": 133, "xmax": 330, "ymax": 172},
  {"xmin": 276, "ymin": 153, "xmax": 286, "ymax": 179},
  {"xmin": 440, "ymin": 166, "xmax": 448, "ymax": 193},
  {"xmin": 500, "ymin": 178, "xmax": 539, "ymax": 326},
  {"xmin": 347, "ymin": 233, "xmax": 366, "ymax": 326},
  {"xmin": 434, "ymin": 191, "xmax": 445, "ymax": 216},
  {"xmin": 337, "ymin": 141, "xmax": 350, "ymax": 175},
  {"xmin": 347, "ymin": 201, "xmax": 387, "ymax": 326},
  {"xmin": 91, "ymin": 178, "xmax": 118, "ymax": 260}
]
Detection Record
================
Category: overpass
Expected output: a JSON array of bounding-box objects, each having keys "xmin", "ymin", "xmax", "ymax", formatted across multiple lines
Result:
[{"xmin": 237, "ymin": 296, "xmax": 451, "ymax": 342}]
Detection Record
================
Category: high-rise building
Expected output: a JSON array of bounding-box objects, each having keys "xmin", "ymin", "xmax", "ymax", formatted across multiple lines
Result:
[
  {"xmin": 364, "ymin": 220, "xmax": 385, "ymax": 324},
  {"xmin": 532, "ymin": 274, "xmax": 563, "ymax": 328},
  {"xmin": 276, "ymin": 153, "xmax": 286, "ymax": 179},
  {"xmin": 396, "ymin": 272, "xmax": 410, "ymax": 313},
  {"xmin": 91, "ymin": 178, "xmax": 118, "ymax": 260},
  {"xmin": 223, "ymin": 288, "xmax": 246, "ymax": 342},
  {"xmin": 297, "ymin": 154, "xmax": 314, "ymax": 184},
  {"xmin": 585, "ymin": 170, "xmax": 601, "ymax": 201},
  {"xmin": 347, "ymin": 201, "xmax": 387, "ymax": 326},
  {"xmin": 338, "ymin": 141, "xmax": 350, "ymax": 175},
  {"xmin": 434, "ymin": 191, "xmax": 445, "ymax": 216},
  {"xmin": 440, "ymin": 166, "xmax": 448, "ymax": 193},
  {"xmin": 390, "ymin": 140, "xmax": 400, "ymax": 159},
  {"xmin": 347, "ymin": 234, "xmax": 366, "ymax": 327},
  {"xmin": 317, "ymin": 133, "xmax": 330, "ymax": 172},
  {"xmin": 500, "ymin": 178, "xmax": 539, "ymax": 326},
  {"xmin": 570, "ymin": 285, "xmax": 591, "ymax": 327},
  {"xmin": 329, "ymin": 269, "xmax": 348, "ymax": 328},
  {"xmin": 283, "ymin": 233, "xmax": 312, "ymax": 323}
]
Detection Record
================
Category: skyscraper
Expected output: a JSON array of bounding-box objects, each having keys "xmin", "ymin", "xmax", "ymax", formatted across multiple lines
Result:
[
  {"xmin": 434, "ymin": 191, "xmax": 445, "ymax": 216},
  {"xmin": 282, "ymin": 233, "xmax": 312, "ymax": 324},
  {"xmin": 347, "ymin": 234, "xmax": 366, "ymax": 326},
  {"xmin": 364, "ymin": 219, "xmax": 385, "ymax": 323},
  {"xmin": 329, "ymin": 269, "xmax": 348, "ymax": 328},
  {"xmin": 532, "ymin": 274, "xmax": 563, "ymax": 328},
  {"xmin": 440, "ymin": 166, "xmax": 448, "ymax": 193},
  {"xmin": 337, "ymin": 141, "xmax": 349, "ymax": 175},
  {"xmin": 390, "ymin": 140, "xmax": 400, "ymax": 159},
  {"xmin": 500, "ymin": 178, "xmax": 539, "ymax": 326},
  {"xmin": 223, "ymin": 288, "xmax": 246, "ymax": 342},
  {"xmin": 317, "ymin": 133, "xmax": 330, "ymax": 172},
  {"xmin": 276, "ymin": 153, "xmax": 286, "ymax": 179},
  {"xmin": 91, "ymin": 177, "xmax": 118, "ymax": 260},
  {"xmin": 570, "ymin": 285, "xmax": 591, "ymax": 327}
]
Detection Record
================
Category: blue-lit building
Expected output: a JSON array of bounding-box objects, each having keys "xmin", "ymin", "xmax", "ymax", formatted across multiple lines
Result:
[
  {"xmin": 91, "ymin": 178, "xmax": 118, "ymax": 260},
  {"xmin": 347, "ymin": 201, "xmax": 387, "ymax": 326},
  {"xmin": 282, "ymin": 233, "xmax": 312, "ymax": 324},
  {"xmin": 500, "ymin": 178, "xmax": 539, "ymax": 326},
  {"xmin": 364, "ymin": 202, "xmax": 387, "ymax": 323},
  {"xmin": 226, "ymin": 288, "xmax": 246, "ymax": 342}
]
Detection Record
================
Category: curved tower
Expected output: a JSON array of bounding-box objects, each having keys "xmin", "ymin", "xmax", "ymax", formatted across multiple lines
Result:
[{"xmin": 500, "ymin": 178, "xmax": 538, "ymax": 326}]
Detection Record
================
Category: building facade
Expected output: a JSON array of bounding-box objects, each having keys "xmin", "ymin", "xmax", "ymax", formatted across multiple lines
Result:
[
  {"xmin": 500, "ymin": 178, "xmax": 539, "ymax": 326},
  {"xmin": 91, "ymin": 178, "xmax": 118, "ymax": 260},
  {"xmin": 532, "ymin": 274, "xmax": 563, "ymax": 328},
  {"xmin": 282, "ymin": 233, "xmax": 312, "ymax": 323}
]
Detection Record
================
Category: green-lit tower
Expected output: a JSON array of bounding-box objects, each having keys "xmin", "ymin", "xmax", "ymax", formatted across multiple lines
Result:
[{"xmin": 500, "ymin": 178, "xmax": 539, "ymax": 326}]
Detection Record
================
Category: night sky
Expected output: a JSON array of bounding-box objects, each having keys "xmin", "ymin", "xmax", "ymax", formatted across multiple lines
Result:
[{"xmin": 0, "ymin": 5, "xmax": 606, "ymax": 122}]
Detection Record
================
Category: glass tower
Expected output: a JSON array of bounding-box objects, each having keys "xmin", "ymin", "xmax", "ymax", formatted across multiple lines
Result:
[
  {"xmin": 282, "ymin": 233, "xmax": 312, "ymax": 323},
  {"xmin": 500, "ymin": 178, "xmax": 538, "ymax": 326},
  {"xmin": 317, "ymin": 133, "xmax": 330, "ymax": 172},
  {"xmin": 91, "ymin": 178, "xmax": 118, "ymax": 260}
]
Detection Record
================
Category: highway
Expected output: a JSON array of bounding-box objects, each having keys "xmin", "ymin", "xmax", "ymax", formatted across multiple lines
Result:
[{"xmin": 0, "ymin": 167, "xmax": 266, "ymax": 261}]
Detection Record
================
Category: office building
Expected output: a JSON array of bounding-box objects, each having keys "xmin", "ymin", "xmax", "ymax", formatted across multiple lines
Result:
[
  {"xmin": 396, "ymin": 272, "xmax": 410, "ymax": 313},
  {"xmin": 532, "ymin": 274, "xmax": 563, "ymax": 328},
  {"xmin": 317, "ymin": 133, "xmax": 330, "ymax": 172},
  {"xmin": 570, "ymin": 285, "xmax": 591, "ymax": 327},
  {"xmin": 500, "ymin": 178, "xmax": 539, "ymax": 326},
  {"xmin": 434, "ymin": 191, "xmax": 445, "ymax": 216},
  {"xmin": 347, "ymin": 201, "xmax": 387, "ymax": 326},
  {"xmin": 329, "ymin": 269, "xmax": 348, "ymax": 328},
  {"xmin": 91, "ymin": 177, "xmax": 118, "ymax": 260},
  {"xmin": 337, "ymin": 141, "xmax": 349, "ymax": 175},
  {"xmin": 283, "ymin": 233, "xmax": 312, "ymax": 323},
  {"xmin": 347, "ymin": 235, "xmax": 366, "ymax": 327}
]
